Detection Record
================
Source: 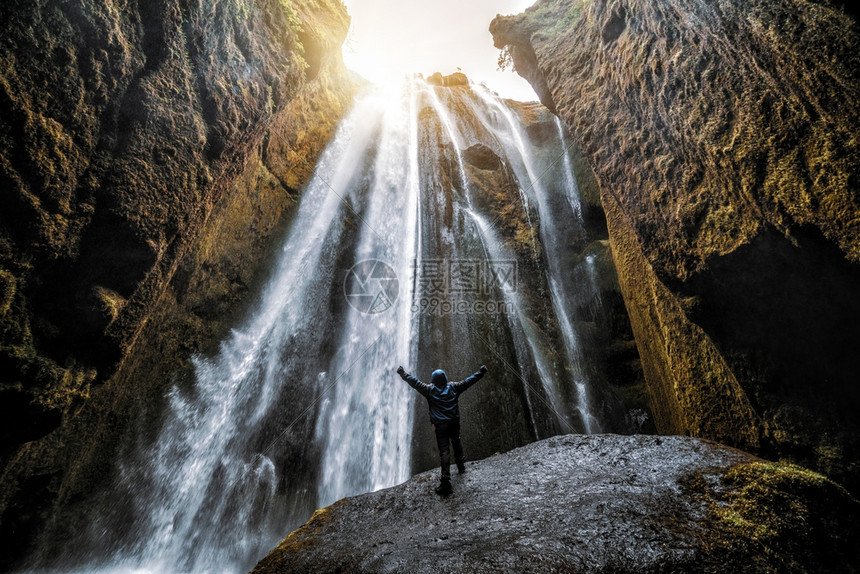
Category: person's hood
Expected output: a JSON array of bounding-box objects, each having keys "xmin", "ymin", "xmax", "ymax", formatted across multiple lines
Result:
[{"xmin": 430, "ymin": 369, "xmax": 448, "ymax": 387}]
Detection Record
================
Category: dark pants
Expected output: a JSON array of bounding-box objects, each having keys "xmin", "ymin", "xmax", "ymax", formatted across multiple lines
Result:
[{"xmin": 434, "ymin": 420, "xmax": 464, "ymax": 479}]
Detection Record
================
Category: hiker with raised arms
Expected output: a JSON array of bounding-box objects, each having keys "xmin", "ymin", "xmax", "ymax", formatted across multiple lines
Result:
[{"xmin": 396, "ymin": 364, "xmax": 489, "ymax": 495}]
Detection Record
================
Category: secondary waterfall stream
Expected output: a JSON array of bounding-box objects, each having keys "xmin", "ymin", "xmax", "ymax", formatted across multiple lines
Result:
[{"xmin": 51, "ymin": 77, "xmax": 633, "ymax": 574}]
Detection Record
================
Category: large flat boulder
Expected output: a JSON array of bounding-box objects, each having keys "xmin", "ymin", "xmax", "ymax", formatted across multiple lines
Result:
[{"xmin": 253, "ymin": 434, "xmax": 859, "ymax": 573}]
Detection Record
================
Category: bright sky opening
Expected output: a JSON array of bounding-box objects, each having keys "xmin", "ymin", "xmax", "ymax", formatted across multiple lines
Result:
[{"xmin": 341, "ymin": 0, "xmax": 539, "ymax": 101}]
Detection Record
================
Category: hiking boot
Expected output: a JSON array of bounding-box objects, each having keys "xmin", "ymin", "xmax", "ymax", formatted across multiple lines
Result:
[
  {"xmin": 435, "ymin": 477, "xmax": 452, "ymax": 496},
  {"xmin": 457, "ymin": 462, "xmax": 466, "ymax": 474}
]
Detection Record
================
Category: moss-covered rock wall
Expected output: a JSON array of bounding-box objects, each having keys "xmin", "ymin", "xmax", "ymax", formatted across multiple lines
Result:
[
  {"xmin": 0, "ymin": 0, "xmax": 357, "ymax": 567},
  {"xmin": 491, "ymin": 0, "xmax": 860, "ymax": 492}
]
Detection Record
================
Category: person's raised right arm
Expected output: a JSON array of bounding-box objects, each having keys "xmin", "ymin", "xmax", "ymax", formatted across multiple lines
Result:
[{"xmin": 397, "ymin": 365, "xmax": 431, "ymax": 397}]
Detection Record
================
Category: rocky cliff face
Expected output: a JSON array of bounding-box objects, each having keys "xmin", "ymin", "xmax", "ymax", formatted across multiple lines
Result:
[
  {"xmin": 491, "ymin": 0, "xmax": 860, "ymax": 493},
  {"xmin": 0, "ymin": 0, "xmax": 357, "ymax": 567},
  {"xmin": 406, "ymin": 81, "xmax": 650, "ymax": 476},
  {"xmin": 252, "ymin": 434, "xmax": 860, "ymax": 573}
]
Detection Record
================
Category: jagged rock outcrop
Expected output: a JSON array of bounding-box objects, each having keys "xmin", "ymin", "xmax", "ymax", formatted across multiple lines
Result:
[
  {"xmin": 491, "ymin": 0, "xmax": 860, "ymax": 493},
  {"xmin": 426, "ymin": 71, "xmax": 469, "ymax": 87},
  {"xmin": 253, "ymin": 434, "xmax": 860, "ymax": 573},
  {"xmin": 0, "ymin": 0, "xmax": 358, "ymax": 567}
]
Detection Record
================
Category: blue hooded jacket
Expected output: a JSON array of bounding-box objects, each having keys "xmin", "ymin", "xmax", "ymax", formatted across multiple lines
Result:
[{"xmin": 398, "ymin": 367, "xmax": 486, "ymax": 424}]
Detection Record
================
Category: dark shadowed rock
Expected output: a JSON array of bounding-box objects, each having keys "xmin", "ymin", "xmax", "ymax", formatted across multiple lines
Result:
[
  {"xmin": 463, "ymin": 144, "xmax": 502, "ymax": 170},
  {"xmin": 253, "ymin": 435, "xmax": 860, "ymax": 573}
]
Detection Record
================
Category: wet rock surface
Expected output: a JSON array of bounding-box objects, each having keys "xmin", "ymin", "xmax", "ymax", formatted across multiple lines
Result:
[{"xmin": 253, "ymin": 434, "xmax": 860, "ymax": 573}]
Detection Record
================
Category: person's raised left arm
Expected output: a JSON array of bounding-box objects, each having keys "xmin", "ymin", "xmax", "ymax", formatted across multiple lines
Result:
[{"xmin": 450, "ymin": 365, "xmax": 488, "ymax": 394}]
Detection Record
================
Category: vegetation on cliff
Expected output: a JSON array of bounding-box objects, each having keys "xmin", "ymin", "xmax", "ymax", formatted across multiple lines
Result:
[{"xmin": 689, "ymin": 461, "xmax": 860, "ymax": 571}]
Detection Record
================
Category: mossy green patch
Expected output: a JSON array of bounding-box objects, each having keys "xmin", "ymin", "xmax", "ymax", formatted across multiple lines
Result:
[
  {"xmin": 690, "ymin": 461, "xmax": 860, "ymax": 572},
  {"xmin": 528, "ymin": 0, "xmax": 588, "ymax": 38},
  {"xmin": 252, "ymin": 502, "xmax": 346, "ymax": 572},
  {"xmin": 34, "ymin": 360, "xmax": 97, "ymax": 411},
  {"xmin": 278, "ymin": 0, "xmax": 308, "ymax": 74}
]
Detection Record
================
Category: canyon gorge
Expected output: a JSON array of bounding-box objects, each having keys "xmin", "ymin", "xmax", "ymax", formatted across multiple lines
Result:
[{"xmin": 1, "ymin": 0, "xmax": 859, "ymax": 572}]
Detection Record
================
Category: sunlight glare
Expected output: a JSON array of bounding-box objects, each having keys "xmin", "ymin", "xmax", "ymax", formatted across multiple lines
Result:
[{"xmin": 341, "ymin": 0, "xmax": 539, "ymax": 101}]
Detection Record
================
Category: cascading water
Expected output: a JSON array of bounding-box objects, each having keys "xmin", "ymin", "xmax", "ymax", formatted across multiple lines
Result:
[
  {"xmin": 315, "ymin": 82, "xmax": 421, "ymax": 506},
  {"xmin": 45, "ymin": 76, "xmax": 632, "ymax": 574},
  {"xmin": 556, "ymin": 116, "xmax": 584, "ymax": 220},
  {"xmin": 51, "ymin": 89, "xmax": 393, "ymax": 574},
  {"xmin": 422, "ymin": 85, "xmax": 571, "ymax": 435},
  {"xmin": 465, "ymin": 208, "xmax": 569, "ymax": 434},
  {"xmin": 469, "ymin": 84, "xmax": 602, "ymax": 433}
]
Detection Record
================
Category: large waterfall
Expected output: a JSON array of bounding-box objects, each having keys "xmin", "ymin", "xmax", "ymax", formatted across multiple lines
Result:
[{"xmin": 45, "ymin": 77, "xmax": 633, "ymax": 574}]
